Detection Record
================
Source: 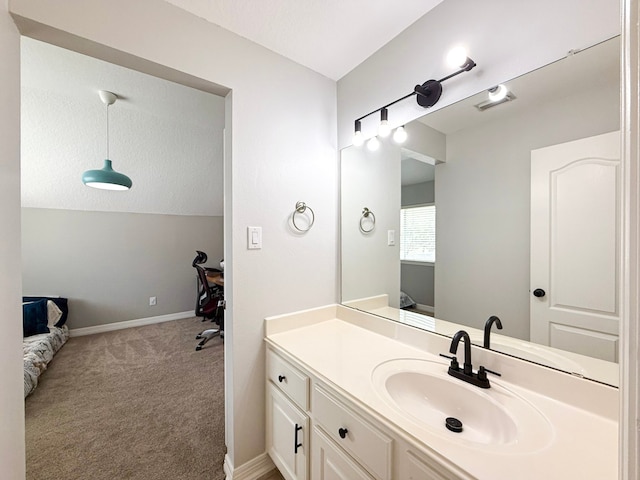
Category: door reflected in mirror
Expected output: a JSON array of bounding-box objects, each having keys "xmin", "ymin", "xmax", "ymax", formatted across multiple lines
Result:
[{"xmin": 341, "ymin": 36, "xmax": 621, "ymax": 387}]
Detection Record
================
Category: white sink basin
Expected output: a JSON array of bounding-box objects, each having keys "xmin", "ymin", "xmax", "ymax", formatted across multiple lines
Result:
[{"xmin": 371, "ymin": 358, "xmax": 554, "ymax": 453}]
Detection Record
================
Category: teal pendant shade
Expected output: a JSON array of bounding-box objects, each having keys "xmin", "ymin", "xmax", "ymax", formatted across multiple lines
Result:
[
  {"xmin": 82, "ymin": 159, "xmax": 133, "ymax": 191},
  {"xmin": 84, "ymin": 90, "xmax": 132, "ymax": 191}
]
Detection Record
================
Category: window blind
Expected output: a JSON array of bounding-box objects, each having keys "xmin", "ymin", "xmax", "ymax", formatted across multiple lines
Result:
[{"xmin": 400, "ymin": 204, "xmax": 435, "ymax": 262}]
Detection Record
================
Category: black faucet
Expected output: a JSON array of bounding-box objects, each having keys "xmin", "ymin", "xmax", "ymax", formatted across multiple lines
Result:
[
  {"xmin": 483, "ymin": 315, "xmax": 503, "ymax": 349},
  {"xmin": 450, "ymin": 330, "xmax": 473, "ymax": 375},
  {"xmin": 444, "ymin": 329, "xmax": 496, "ymax": 389}
]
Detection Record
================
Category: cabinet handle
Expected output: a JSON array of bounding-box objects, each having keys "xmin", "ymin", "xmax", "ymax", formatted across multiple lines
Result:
[
  {"xmin": 294, "ymin": 424, "xmax": 303, "ymax": 454},
  {"xmin": 278, "ymin": 375, "xmax": 286, "ymax": 383},
  {"xmin": 338, "ymin": 427, "xmax": 348, "ymax": 439}
]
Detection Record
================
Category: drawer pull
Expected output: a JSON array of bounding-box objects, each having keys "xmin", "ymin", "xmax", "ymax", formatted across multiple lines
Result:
[
  {"xmin": 338, "ymin": 427, "xmax": 349, "ymax": 439},
  {"xmin": 278, "ymin": 375, "xmax": 286, "ymax": 383},
  {"xmin": 294, "ymin": 424, "xmax": 303, "ymax": 454}
]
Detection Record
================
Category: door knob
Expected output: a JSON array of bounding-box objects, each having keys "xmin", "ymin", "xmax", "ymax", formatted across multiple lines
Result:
[{"xmin": 533, "ymin": 288, "xmax": 546, "ymax": 298}]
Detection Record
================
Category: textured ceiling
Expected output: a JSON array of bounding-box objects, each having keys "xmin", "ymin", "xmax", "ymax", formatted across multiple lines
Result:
[
  {"xmin": 164, "ymin": 0, "xmax": 444, "ymax": 80},
  {"xmin": 21, "ymin": 37, "xmax": 226, "ymax": 216}
]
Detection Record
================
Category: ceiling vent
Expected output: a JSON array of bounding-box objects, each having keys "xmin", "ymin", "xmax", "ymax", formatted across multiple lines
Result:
[{"xmin": 474, "ymin": 93, "xmax": 517, "ymax": 112}]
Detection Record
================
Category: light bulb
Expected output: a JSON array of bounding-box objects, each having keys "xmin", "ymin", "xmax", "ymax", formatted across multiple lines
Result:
[
  {"xmin": 393, "ymin": 126, "xmax": 408, "ymax": 144},
  {"xmin": 446, "ymin": 46, "xmax": 469, "ymax": 69},
  {"xmin": 378, "ymin": 107, "xmax": 391, "ymax": 137},
  {"xmin": 378, "ymin": 120, "xmax": 391, "ymax": 138},
  {"xmin": 353, "ymin": 130, "xmax": 364, "ymax": 147},
  {"xmin": 367, "ymin": 136, "xmax": 380, "ymax": 151},
  {"xmin": 488, "ymin": 84, "xmax": 508, "ymax": 102}
]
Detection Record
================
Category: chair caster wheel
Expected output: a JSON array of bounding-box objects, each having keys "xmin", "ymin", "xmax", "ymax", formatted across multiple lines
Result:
[
  {"xmin": 196, "ymin": 334, "xmax": 202, "ymax": 339},
  {"xmin": 196, "ymin": 346, "xmax": 202, "ymax": 351}
]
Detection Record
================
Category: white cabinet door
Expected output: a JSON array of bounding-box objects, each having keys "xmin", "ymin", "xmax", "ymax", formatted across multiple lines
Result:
[
  {"xmin": 396, "ymin": 446, "xmax": 460, "ymax": 480},
  {"xmin": 311, "ymin": 427, "xmax": 373, "ymax": 480},
  {"xmin": 267, "ymin": 383, "xmax": 309, "ymax": 480},
  {"xmin": 530, "ymin": 131, "xmax": 621, "ymax": 361},
  {"xmin": 312, "ymin": 385, "xmax": 392, "ymax": 480}
]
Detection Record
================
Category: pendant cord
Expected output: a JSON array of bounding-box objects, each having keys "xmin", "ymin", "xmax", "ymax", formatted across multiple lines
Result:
[{"xmin": 105, "ymin": 103, "xmax": 109, "ymax": 159}]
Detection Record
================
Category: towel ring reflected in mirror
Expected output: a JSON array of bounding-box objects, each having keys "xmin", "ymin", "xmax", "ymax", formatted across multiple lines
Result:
[
  {"xmin": 292, "ymin": 201, "xmax": 315, "ymax": 232},
  {"xmin": 359, "ymin": 207, "xmax": 376, "ymax": 233}
]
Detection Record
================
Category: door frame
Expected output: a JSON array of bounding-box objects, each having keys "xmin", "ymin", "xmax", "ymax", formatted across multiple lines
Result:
[{"xmin": 620, "ymin": 0, "xmax": 640, "ymax": 478}]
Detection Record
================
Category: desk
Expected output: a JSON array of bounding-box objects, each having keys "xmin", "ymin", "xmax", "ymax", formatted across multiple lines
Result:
[{"xmin": 206, "ymin": 272, "xmax": 224, "ymax": 287}]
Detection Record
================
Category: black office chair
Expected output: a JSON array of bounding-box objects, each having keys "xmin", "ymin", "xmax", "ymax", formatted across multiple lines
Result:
[{"xmin": 192, "ymin": 250, "xmax": 224, "ymax": 351}]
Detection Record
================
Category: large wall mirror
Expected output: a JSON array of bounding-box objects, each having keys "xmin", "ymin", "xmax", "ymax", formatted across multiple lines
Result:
[{"xmin": 341, "ymin": 35, "xmax": 620, "ymax": 387}]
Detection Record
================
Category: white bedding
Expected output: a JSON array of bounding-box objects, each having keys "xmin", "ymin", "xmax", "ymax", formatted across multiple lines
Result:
[{"xmin": 23, "ymin": 325, "xmax": 69, "ymax": 398}]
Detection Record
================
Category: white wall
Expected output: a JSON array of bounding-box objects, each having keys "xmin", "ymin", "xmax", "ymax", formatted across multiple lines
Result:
[
  {"xmin": 20, "ymin": 38, "xmax": 226, "ymax": 330},
  {"xmin": 337, "ymin": 0, "xmax": 620, "ymax": 149},
  {"xmin": 0, "ymin": 2, "xmax": 26, "ymax": 477},
  {"xmin": 7, "ymin": 0, "xmax": 338, "ymax": 475},
  {"xmin": 21, "ymin": 37, "xmax": 226, "ymax": 216},
  {"xmin": 341, "ymin": 142, "xmax": 401, "ymax": 306},
  {"xmin": 1, "ymin": 0, "xmax": 624, "ymax": 477},
  {"xmin": 403, "ymin": 122, "xmax": 446, "ymax": 163}
]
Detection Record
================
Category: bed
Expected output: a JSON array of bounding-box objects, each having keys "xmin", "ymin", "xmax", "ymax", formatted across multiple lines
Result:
[{"xmin": 22, "ymin": 297, "xmax": 70, "ymax": 398}]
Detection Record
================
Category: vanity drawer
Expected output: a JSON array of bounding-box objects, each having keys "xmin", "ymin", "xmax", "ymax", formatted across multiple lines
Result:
[
  {"xmin": 312, "ymin": 385, "xmax": 392, "ymax": 480},
  {"xmin": 267, "ymin": 348, "xmax": 309, "ymax": 410}
]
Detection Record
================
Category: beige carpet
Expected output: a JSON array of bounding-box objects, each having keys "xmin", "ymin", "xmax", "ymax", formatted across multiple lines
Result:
[{"xmin": 25, "ymin": 317, "xmax": 226, "ymax": 480}]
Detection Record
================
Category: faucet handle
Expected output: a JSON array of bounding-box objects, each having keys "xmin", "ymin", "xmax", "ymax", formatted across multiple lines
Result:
[
  {"xmin": 478, "ymin": 366, "xmax": 501, "ymax": 379},
  {"xmin": 439, "ymin": 353, "xmax": 459, "ymax": 370}
]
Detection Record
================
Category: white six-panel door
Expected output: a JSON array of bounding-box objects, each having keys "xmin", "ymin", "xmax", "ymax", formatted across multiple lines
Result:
[{"xmin": 530, "ymin": 131, "xmax": 621, "ymax": 362}]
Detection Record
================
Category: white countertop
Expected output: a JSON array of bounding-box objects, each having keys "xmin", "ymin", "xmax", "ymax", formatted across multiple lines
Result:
[
  {"xmin": 345, "ymin": 295, "xmax": 619, "ymax": 387},
  {"xmin": 266, "ymin": 310, "xmax": 618, "ymax": 480}
]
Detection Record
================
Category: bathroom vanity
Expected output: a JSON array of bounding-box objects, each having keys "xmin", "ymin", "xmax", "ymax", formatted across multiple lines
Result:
[{"xmin": 265, "ymin": 305, "xmax": 617, "ymax": 480}]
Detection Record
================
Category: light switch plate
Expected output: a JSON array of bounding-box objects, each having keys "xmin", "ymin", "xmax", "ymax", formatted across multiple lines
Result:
[
  {"xmin": 248, "ymin": 226, "xmax": 262, "ymax": 249},
  {"xmin": 387, "ymin": 230, "xmax": 396, "ymax": 246}
]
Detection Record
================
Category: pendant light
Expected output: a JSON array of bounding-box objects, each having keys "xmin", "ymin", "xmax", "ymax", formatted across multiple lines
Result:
[{"xmin": 82, "ymin": 90, "xmax": 132, "ymax": 190}]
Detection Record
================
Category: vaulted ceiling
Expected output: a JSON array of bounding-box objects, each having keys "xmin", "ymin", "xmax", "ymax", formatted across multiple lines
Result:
[{"xmin": 164, "ymin": 0, "xmax": 444, "ymax": 80}]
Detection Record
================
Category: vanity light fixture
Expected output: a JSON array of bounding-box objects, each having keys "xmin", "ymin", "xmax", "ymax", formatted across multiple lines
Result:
[
  {"xmin": 393, "ymin": 125, "xmax": 408, "ymax": 144},
  {"xmin": 367, "ymin": 136, "xmax": 381, "ymax": 151},
  {"xmin": 353, "ymin": 119, "xmax": 365, "ymax": 146},
  {"xmin": 352, "ymin": 53, "xmax": 477, "ymax": 146},
  {"xmin": 378, "ymin": 107, "xmax": 391, "ymax": 137},
  {"xmin": 446, "ymin": 46, "xmax": 470, "ymax": 69},
  {"xmin": 82, "ymin": 90, "xmax": 133, "ymax": 190}
]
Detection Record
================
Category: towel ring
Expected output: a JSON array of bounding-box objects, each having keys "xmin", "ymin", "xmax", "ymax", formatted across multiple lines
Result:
[
  {"xmin": 359, "ymin": 207, "xmax": 376, "ymax": 233},
  {"xmin": 292, "ymin": 201, "xmax": 315, "ymax": 232}
]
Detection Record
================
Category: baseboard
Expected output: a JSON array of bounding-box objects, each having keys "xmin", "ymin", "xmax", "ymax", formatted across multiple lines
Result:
[
  {"xmin": 416, "ymin": 303, "xmax": 434, "ymax": 314},
  {"xmin": 224, "ymin": 452, "xmax": 276, "ymax": 480},
  {"xmin": 68, "ymin": 311, "xmax": 195, "ymax": 337}
]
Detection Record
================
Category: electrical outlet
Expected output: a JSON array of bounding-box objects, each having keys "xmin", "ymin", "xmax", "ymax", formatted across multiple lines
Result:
[{"xmin": 149, "ymin": 296, "xmax": 157, "ymax": 306}]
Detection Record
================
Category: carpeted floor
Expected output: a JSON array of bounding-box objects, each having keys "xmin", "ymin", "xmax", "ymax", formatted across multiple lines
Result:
[{"xmin": 25, "ymin": 317, "xmax": 226, "ymax": 480}]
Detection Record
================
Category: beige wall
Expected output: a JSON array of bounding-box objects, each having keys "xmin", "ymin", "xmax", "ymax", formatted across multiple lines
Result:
[{"xmin": 22, "ymin": 208, "xmax": 223, "ymax": 328}]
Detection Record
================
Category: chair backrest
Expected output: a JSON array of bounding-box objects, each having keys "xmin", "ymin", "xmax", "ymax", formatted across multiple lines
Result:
[
  {"xmin": 193, "ymin": 250, "xmax": 208, "ymax": 267},
  {"xmin": 192, "ymin": 251, "xmax": 220, "ymax": 317}
]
